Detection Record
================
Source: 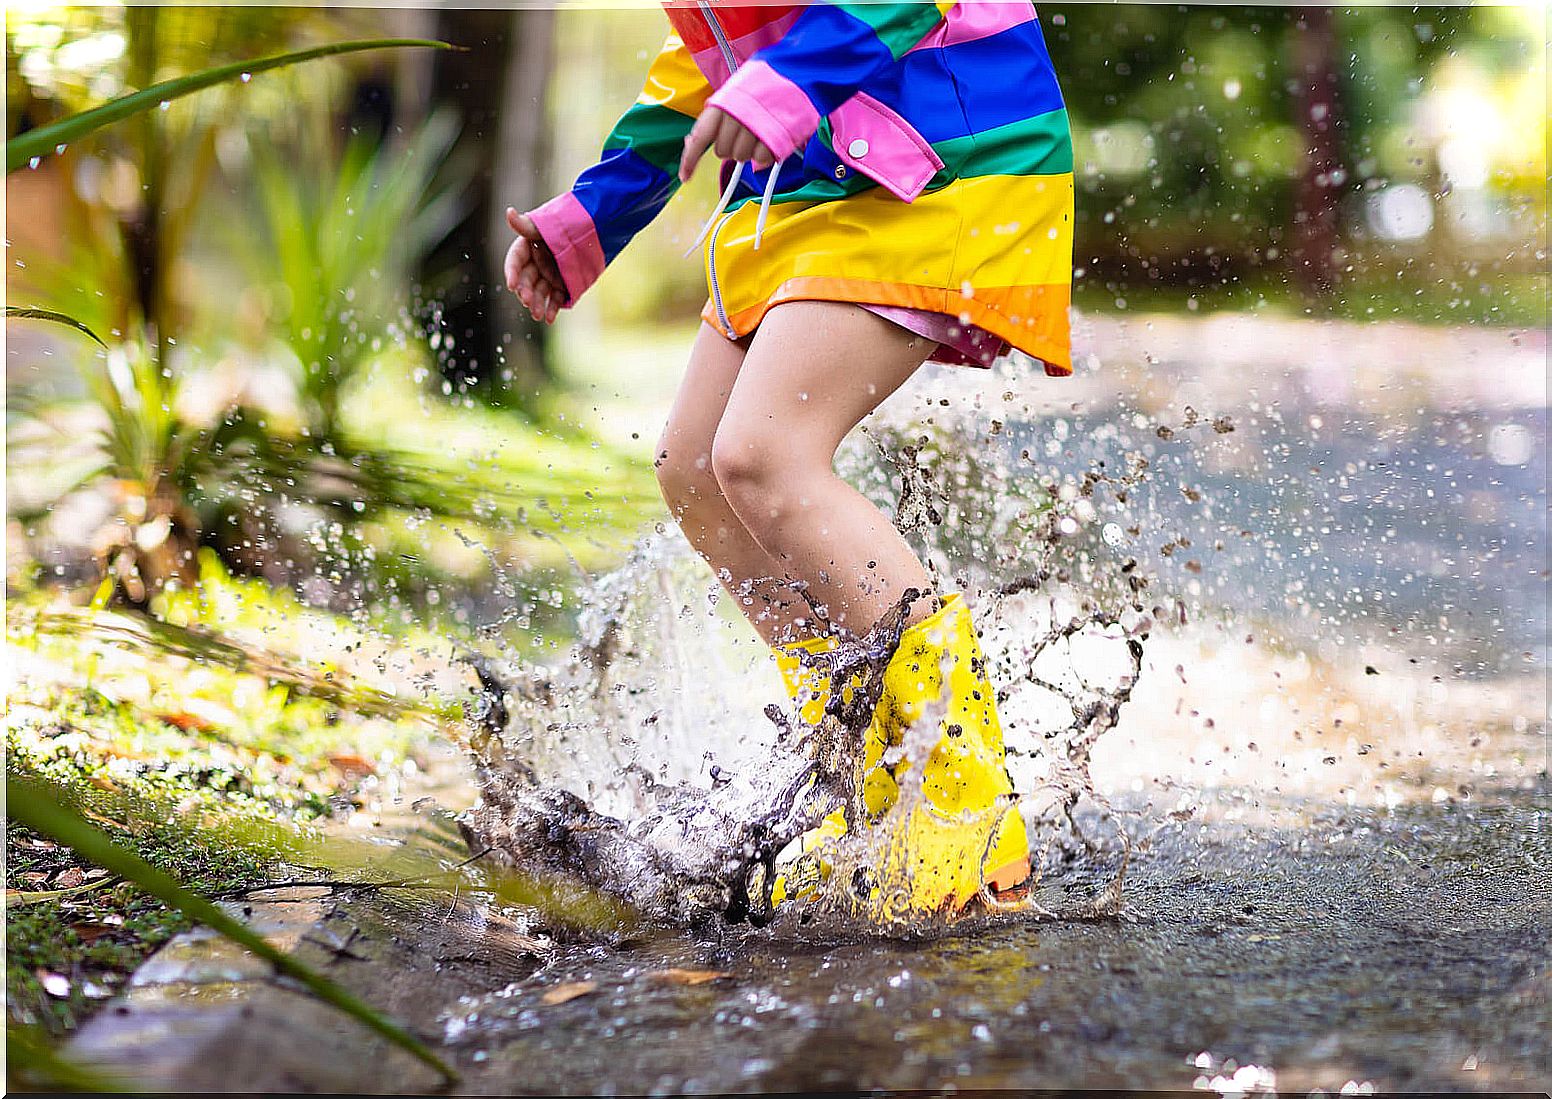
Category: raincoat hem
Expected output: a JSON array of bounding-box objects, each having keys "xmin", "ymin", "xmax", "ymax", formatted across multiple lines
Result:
[{"xmin": 699, "ymin": 278, "xmax": 1073, "ymax": 377}]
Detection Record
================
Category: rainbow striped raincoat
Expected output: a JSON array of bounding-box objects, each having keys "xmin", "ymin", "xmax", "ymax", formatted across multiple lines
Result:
[{"xmin": 528, "ymin": 2, "xmax": 1074, "ymax": 374}]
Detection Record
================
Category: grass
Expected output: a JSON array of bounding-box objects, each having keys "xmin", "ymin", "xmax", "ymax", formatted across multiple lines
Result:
[
  {"xmin": 4, "ymin": 561, "xmax": 465, "ymax": 1045},
  {"xmin": 5, "ymin": 748, "xmax": 284, "ymax": 1039}
]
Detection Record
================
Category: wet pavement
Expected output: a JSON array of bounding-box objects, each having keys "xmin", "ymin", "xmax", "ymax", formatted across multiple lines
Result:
[{"xmin": 70, "ymin": 790, "xmax": 1548, "ymax": 1094}]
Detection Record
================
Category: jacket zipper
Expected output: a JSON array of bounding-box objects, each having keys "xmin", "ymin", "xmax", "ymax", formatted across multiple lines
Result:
[
  {"xmin": 700, "ymin": 2, "xmax": 738, "ymax": 338},
  {"xmin": 700, "ymin": 2, "xmax": 738, "ymax": 73},
  {"xmin": 707, "ymin": 208, "xmax": 735, "ymax": 337}
]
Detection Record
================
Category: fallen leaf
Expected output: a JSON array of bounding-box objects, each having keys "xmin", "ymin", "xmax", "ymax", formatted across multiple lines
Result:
[
  {"xmin": 157, "ymin": 710, "xmax": 217, "ymax": 733},
  {"xmin": 71, "ymin": 923, "xmax": 114, "ymax": 944},
  {"xmin": 327, "ymin": 752, "xmax": 376, "ymax": 779},
  {"xmin": 645, "ymin": 968, "xmax": 731, "ymax": 986},
  {"xmin": 540, "ymin": 980, "xmax": 597, "ymax": 1005}
]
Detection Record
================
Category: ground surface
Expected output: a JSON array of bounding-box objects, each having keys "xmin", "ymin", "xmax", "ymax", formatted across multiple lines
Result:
[{"xmin": 63, "ymin": 791, "xmax": 1549, "ymax": 1095}]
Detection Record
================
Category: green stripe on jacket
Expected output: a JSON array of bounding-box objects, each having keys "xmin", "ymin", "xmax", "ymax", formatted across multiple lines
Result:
[
  {"xmin": 602, "ymin": 102, "xmax": 697, "ymax": 174},
  {"xmin": 728, "ymin": 108, "xmax": 1074, "ymax": 211}
]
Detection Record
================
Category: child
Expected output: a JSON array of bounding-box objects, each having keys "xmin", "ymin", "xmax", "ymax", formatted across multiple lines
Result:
[{"xmin": 505, "ymin": 2, "xmax": 1073, "ymax": 919}]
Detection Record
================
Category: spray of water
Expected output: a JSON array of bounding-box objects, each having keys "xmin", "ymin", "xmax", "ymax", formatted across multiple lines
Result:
[{"xmin": 455, "ymin": 400, "xmax": 1229, "ymax": 937}]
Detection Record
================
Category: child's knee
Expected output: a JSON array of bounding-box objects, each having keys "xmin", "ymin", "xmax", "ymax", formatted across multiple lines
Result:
[
  {"xmin": 653, "ymin": 433, "xmax": 717, "ymax": 508},
  {"xmin": 709, "ymin": 422, "xmax": 782, "ymax": 500}
]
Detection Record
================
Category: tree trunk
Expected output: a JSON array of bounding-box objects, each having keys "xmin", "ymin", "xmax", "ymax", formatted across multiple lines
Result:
[
  {"xmin": 422, "ymin": 9, "xmax": 556, "ymax": 414},
  {"xmin": 490, "ymin": 9, "xmax": 558, "ymax": 410},
  {"xmin": 123, "ymin": 6, "xmax": 167, "ymax": 356},
  {"xmin": 1289, "ymin": 7, "xmax": 1346, "ymax": 298}
]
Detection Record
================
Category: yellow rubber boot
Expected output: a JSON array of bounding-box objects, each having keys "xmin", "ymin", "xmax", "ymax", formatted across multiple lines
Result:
[
  {"xmin": 772, "ymin": 633, "xmax": 840, "ymax": 728},
  {"xmin": 766, "ymin": 594, "xmax": 1030, "ymax": 916},
  {"xmin": 769, "ymin": 633, "xmax": 848, "ymax": 906},
  {"xmin": 864, "ymin": 592, "xmax": 1031, "ymax": 916}
]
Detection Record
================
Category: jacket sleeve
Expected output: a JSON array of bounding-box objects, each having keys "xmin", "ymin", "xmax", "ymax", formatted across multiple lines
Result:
[
  {"xmin": 527, "ymin": 31, "xmax": 711, "ymax": 306},
  {"xmin": 704, "ymin": 2, "xmax": 949, "ymax": 162}
]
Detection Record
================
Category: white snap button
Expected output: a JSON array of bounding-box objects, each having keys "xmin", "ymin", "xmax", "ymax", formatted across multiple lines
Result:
[
  {"xmin": 848, "ymin": 138, "xmax": 869, "ymax": 158},
  {"xmin": 834, "ymin": 165, "xmax": 847, "ymax": 178}
]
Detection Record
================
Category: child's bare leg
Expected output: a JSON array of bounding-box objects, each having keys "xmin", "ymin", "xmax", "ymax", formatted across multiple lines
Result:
[
  {"xmin": 654, "ymin": 322, "xmax": 824, "ymax": 644},
  {"xmin": 711, "ymin": 301, "xmax": 937, "ymax": 635}
]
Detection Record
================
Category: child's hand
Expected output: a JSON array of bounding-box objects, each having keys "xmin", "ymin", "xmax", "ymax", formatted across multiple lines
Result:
[
  {"xmin": 679, "ymin": 106, "xmax": 774, "ymax": 182},
  {"xmin": 504, "ymin": 208, "xmax": 566, "ymax": 324}
]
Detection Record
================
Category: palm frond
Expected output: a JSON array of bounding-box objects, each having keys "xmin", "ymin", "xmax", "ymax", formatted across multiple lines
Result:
[
  {"xmin": 7, "ymin": 38, "xmax": 453, "ymax": 172},
  {"xmin": 4, "ymin": 306, "xmax": 106, "ymax": 347}
]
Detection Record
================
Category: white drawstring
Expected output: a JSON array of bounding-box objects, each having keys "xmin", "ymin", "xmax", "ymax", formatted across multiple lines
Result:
[
  {"xmin": 682, "ymin": 157, "xmax": 787, "ymax": 257},
  {"xmin": 683, "ymin": 165, "xmax": 744, "ymax": 258},
  {"xmin": 753, "ymin": 157, "xmax": 785, "ymax": 250}
]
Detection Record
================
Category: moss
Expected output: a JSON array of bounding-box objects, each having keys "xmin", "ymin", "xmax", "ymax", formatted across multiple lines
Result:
[
  {"xmin": 5, "ymin": 762, "xmax": 277, "ymax": 1038},
  {"xmin": 5, "ymin": 572, "xmax": 456, "ymax": 1043}
]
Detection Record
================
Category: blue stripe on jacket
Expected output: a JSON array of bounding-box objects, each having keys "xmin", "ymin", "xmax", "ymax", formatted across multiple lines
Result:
[
  {"xmin": 862, "ymin": 24, "xmax": 1066, "ymax": 142},
  {"xmin": 572, "ymin": 148, "xmax": 678, "ymax": 263}
]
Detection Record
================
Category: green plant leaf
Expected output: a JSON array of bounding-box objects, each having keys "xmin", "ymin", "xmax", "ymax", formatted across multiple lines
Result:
[
  {"xmin": 7, "ymin": 38, "xmax": 453, "ymax": 172},
  {"xmin": 5, "ymin": 773, "xmax": 458, "ymax": 1084},
  {"xmin": 4, "ymin": 306, "xmax": 107, "ymax": 347},
  {"xmin": 6, "ymin": 1023, "xmax": 124, "ymax": 1092}
]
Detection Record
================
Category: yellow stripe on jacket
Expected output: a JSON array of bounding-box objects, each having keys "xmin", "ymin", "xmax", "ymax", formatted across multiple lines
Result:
[{"xmin": 703, "ymin": 173, "xmax": 1075, "ymax": 374}]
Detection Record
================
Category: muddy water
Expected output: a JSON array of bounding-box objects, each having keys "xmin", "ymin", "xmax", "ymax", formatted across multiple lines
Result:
[
  {"xmin": 308, "ymin": 792, "xmax": 1548, "ymax": 1094},
  {"xmin": 354, "ymin": 320, "xmax": 1547, "ymax": 1091}
]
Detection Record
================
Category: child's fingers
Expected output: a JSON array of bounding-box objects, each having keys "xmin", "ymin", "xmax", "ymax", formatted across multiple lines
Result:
[
  {"xmin": 531, "ymin": 243, "xmax": 563, "ymax": 288},
  {"xmin": 504, "ymin": 205, "xmax": 567, "ymax": 323},
  {"xmin": 544, "ymin": 276, "xmax": 565, "ymax": 323},
  {"xmin": 507, "ymin": 207, "xmax": 543, "ymax": 242},
  {"xmin": 712, "ymin": 114, "xmax": 745, "ymax": 163},
  {"xmin": 516, "ymin": 265, "xmax": 542, "ymax": 317},
  {"xmin": 504, "ymin": 238, "xmax": 524, "ymax": 293},
  {"xmin": 680, "ymin": 106, "xmax": 722, "ymax": 182},
  {"xmin": 510, "ymin": 208, "xmax": 564, "ymax": 282},
  {"xmin": 729, "ymin": 129, "xmax": 761, "ymax": 164}
]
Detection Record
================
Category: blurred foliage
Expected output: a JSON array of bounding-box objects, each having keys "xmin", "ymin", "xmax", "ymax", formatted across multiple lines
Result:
[
  {"xmin": 1041, "ymin": 4, "xmax": 1544, "ymax": 309},
  {"xmin": 3, "ymin": 306, "xmax": 105, "ymax": 346},
  {"xmin": 6, "ymin": 35, "xmax": 449, "ymax": 172},
  {"xmin": 241, "ymin": 106, "xmax": 463, "ymax": 438},
  {"xmin": 5, "ymin": 752, "xmax": 283, "ymax": 1040},
  {"xmin": 6, "ymin": 7, "xmax": 657, "ymax": 632},
  {"xmin": 5, "ymin": 552, "xmax": 469, "ymax": 1046}
]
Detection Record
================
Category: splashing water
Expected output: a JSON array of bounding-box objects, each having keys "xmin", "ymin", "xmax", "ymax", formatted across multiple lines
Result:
[{"xmin": 456, "ymin": 398, "xmax": 1231, "ymax": 938}]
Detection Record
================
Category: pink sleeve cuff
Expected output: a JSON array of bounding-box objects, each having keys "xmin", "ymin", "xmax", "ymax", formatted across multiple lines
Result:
[
  {"xmin": 706, "ymin": 60, "xmax": 821, "ymax": 162},
  {"xmin": 526, "ymin": 191, "xmax": 606, "ymax": 307}
]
